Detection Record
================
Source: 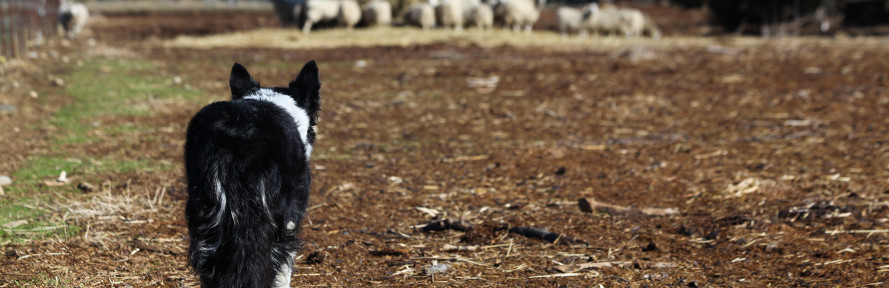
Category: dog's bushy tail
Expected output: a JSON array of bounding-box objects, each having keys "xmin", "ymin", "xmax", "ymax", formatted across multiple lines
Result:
[{"xmin": 187, "ymin": 164, "xmax": 292, "ymax": 288}]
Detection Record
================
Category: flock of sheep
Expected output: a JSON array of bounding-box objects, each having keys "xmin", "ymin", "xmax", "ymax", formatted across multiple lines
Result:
[
  {"xmin": 57, "ymin": 0, "xmax": 661, "ymax": 40},
  {"xmin": 280, "ymin": 0, "xmax": 660, "ymax": 38},
  {"xmin": 59, "ymin": 0, "xmax": 661, "ymax": 40},
  {"xmin": 558, "ymin": 3, "xmax": 660, "ymax": 39},
  {"xmin": 292, "ymin": 0, "xmax": 541, "ymax": 33}
]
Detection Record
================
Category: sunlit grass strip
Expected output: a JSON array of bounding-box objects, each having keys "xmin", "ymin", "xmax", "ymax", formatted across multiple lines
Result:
[
  {"xmin": 0, "ymin": 58, "xmax": 198, "ymax": 243},
  {"xmin": 54, "ymin": 59, "xmax": 202, "ymax": 144}
]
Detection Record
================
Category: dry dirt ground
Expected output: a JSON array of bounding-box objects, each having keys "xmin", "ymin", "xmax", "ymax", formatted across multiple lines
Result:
[{"xmin": 2, "ymin": 5, "xmax": 889, "ymax": 287}]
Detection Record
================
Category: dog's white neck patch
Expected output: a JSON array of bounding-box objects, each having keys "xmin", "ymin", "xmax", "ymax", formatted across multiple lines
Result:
[{"xmin": 244, "ymin": 88, "xmax": 313, "ymax": 159}]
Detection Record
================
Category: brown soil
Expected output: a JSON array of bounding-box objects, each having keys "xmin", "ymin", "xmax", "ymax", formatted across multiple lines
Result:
[
  {"xmin": 2, "ymin": 7, "xmax": 889, "ymax": 288},
  {"xmin": 91, "ymin": 10, "xmax": 281, "ymax": 42}
]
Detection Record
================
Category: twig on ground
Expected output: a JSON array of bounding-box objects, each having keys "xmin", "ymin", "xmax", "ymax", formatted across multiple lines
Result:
[
  {"xmin": 578, "ymin": 198, "xmax": 679, "ymax": 216},
  {"xmin": 553, "ymin": 261, "xmax": 677, "ymax": 273},
  {"xmin": 509, "ymin": 226, "xmax": 585, "ymax": 245},
  {"xmin": 529, "ymin": 272, "xmax": 600, "ymax": 279}
]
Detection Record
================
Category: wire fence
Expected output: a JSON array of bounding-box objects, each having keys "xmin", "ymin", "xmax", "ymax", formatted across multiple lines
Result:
[{"xmin": 0, "ymin": 0, "xmax": 60, "ymax": 59}]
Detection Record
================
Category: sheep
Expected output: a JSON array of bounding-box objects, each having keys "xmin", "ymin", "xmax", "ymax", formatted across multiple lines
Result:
[
  {"xmin": 581, "ymin": 3, "xmax": 625, "ymax": 37},
  {"xmin": 495, "ymin": 0, "xmax": 544, "ymax": 34},
  {"xmin": 58, "ymin": 0, "xmax": 89, "ymax": 39},
  {"xmin": 465, "ymin": 4, "xmax": 493, "ymax": 31},
  {"xmin": 362, "ymin": 1, "xmax": 393, "ymax": 27},
  {"xmin": 616, "ymin": 7, "xmax": 645, "ymax": 38},
  {"xmin": 556, "ymin": 6, "xmax": 583, "ymax": 38},
  {"xmin": 581, "ymin": 4, "xmax": 659, "ymax": 39},
  {"xmin": 302, "ymin": 0, "xmax": 360, "ymax": 33},
  {"xmin": 303, "ymin": 0, "xmax": 340, "ymax": 33},
  {"xmin": 435, "ymin": 0, "xmax": 464, "ymax": 31},
  {"xmin": 404, "ymin": 3, "xmax": 436, "ymax": 30},
  {"xmin": 459, "ymin": 0, "xmax": 482, "ymax": 20},
  {"xmin": 338, "ymin": 0, "xmax": 361, "ymax": 29}
]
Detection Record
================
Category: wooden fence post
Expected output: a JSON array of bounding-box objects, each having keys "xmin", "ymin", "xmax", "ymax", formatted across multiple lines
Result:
[{"xmin": 0, "ymin": 0, "xmax": 60, "ymax": 59}]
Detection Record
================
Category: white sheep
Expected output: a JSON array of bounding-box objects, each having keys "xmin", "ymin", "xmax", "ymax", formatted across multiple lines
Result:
[
  {"xmin": 556, "ymin": 6, "xmax": 583, "ymax": 38},
  {"xmin": 302, "ymin": 0, "xmax": 361, "ymax": 33},
  {"xmin": 58, "ymin": 0, "xmax": 89, "ymax": 39},
  {"xmin": 466, "ymin": 4, "xmax": 493, "ymax": 31},
  {"xmin": 581, "ymin": 4, "xmax": 659, "ymax": 39},
  {"xmin": 303, "ymin": 0, "xmax": 340, "ymax": 33},
  {"xmin": 496, "ymin": 0, "xmax": 543, "ymax": 34},
  {"xmin": 616, "ymin": 7, "xmax": 645, "ymax": 38},
  {"xmin": 404, "ymin": 3, "xmax": 436, "ymax": 30},
  {"xmin": 459, "ymin": 0, "xmax": 482, "ymax": 21},
  {"xmin": 338, "ymin": 0, "xmax": 362, "ymax": 29},
  {"xmin": 581, "ymin": 3, "xmax": 625, "ymax": 37},
  {"xmin": 435, "ymin": 0, "xmax": 464, "ymax": 31},
  {"xmin": 362, "ymin": 0, "xmax": 392, "ymax": 27}
]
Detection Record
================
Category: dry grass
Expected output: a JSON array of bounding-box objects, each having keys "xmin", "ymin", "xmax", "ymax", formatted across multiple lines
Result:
[
  {"xmin": 164, "ymin": 27, "xmax": 889, "ymax": 51},
  {"xmin": 87, "ymin": 0, "xmax": 272, "ymax": 13}
]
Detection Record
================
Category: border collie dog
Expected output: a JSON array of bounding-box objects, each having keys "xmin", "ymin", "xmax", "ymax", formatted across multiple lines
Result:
[{"xmin": 185, "ymin": 61, "xmax": 321, "ymax": 288}]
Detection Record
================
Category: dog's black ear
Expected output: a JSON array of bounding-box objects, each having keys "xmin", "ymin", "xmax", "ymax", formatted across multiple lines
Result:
[
  {"xmin": 290, "ymin": 60, "xmax": 321, "ymax": 124},
  {"xmin": 230, "ymin": 63, "xmax": 259, "ymax": 100}
]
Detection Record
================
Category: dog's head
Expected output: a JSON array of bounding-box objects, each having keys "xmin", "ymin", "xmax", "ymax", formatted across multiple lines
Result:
[
  {"xmin": 229, "ymin": 61, "xmax": 321, "ymax": 157},
  {"xmin": 230, "ymin": 61, "xmax": 321, "ymax": 126}
]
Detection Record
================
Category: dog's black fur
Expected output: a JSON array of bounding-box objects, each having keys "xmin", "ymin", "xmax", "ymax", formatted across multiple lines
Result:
[{"xmin": 185, "ymin": 61, "xmax": 320, "ymax": 288}]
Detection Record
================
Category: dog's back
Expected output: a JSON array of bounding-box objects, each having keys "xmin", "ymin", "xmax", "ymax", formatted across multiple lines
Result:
[{"xmin": 185, "ymin": 62, "xmax": 320, "ymax": 288}]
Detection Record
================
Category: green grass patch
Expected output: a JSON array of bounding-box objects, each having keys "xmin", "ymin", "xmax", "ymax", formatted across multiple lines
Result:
[
  {"xmin": 0, "ymin": 155, "xmax": 156, "ymax": 241},
  {"xmin": 9, "ymin": 272, "xmax": 77, "ymax": 288},
  {"xmin": 54, "ymin": 59, "xmax": 202, "ymax": 145},
  {"xmin": 0, "ymin": 57, "xmax": 200, "ymax": 243},
  {"xmin": 12, "ymin": 156, "xmax": 161, "ymax": 183}
]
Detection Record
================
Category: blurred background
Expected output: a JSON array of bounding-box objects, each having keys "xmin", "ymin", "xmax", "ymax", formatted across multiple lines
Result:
[{"xmin": 3, "ymin": 0, "xmax": 889, "ymax": 59}]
